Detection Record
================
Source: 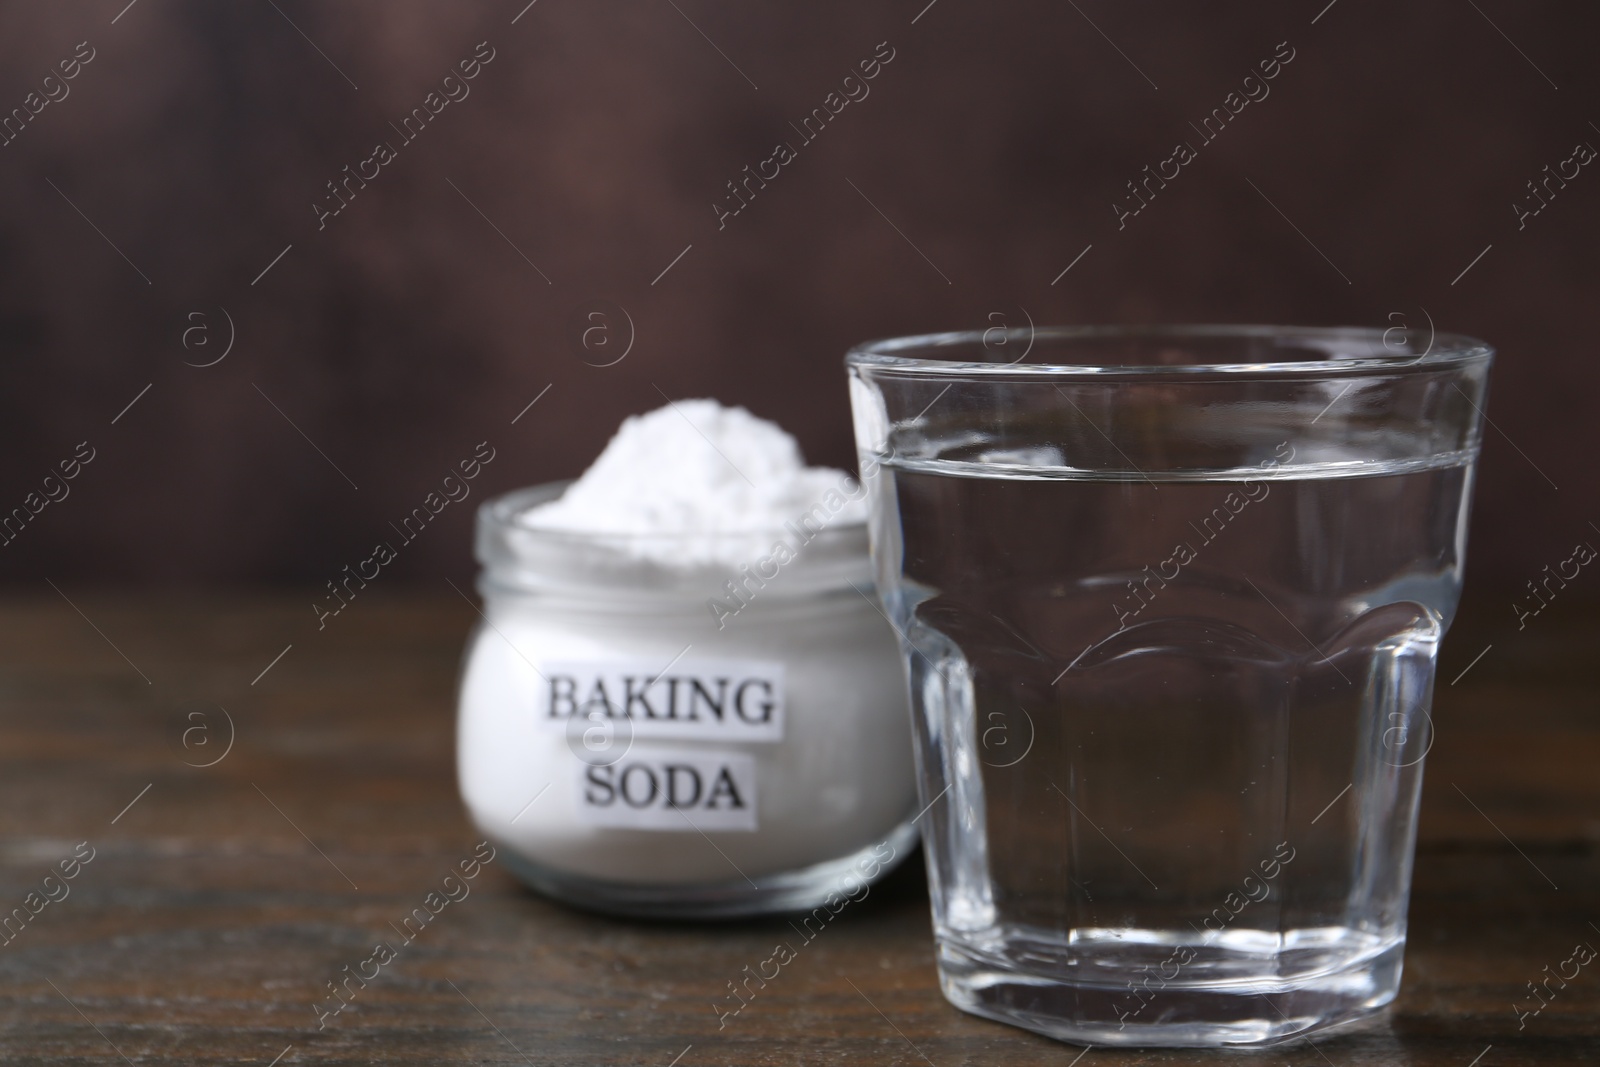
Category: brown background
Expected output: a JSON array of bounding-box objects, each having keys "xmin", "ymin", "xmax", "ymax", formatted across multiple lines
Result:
[{"xmin": 0, "ymin": 0, "xmax": 1593, "ymax": 591}]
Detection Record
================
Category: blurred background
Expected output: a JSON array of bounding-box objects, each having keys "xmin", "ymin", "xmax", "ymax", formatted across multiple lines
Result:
[{"xmin": 0, "ymin": 0, "xmax": 1592, "ymax": 592}]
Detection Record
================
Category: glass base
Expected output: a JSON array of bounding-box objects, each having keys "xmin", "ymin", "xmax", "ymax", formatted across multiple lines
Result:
[
  {"xmin": 936, "ymin": 934, "xmax": 1404, "ymax": 1048},
  {"xmin": 495, "ymin": 821, "xmax": 919, "ymax": 920}
]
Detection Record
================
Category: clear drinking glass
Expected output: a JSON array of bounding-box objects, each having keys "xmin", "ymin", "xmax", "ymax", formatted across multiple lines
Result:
[{"xmin": 845, "ymin": 326, "xmax": 1492, "ymax": 1048}]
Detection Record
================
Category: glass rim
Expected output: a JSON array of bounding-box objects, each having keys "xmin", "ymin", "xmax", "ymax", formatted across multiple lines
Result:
[{"xmin": 845, "ymin": 324, "xmax": 1494, "ymax": 378}]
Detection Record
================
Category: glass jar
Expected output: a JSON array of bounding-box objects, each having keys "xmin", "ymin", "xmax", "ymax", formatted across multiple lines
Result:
[{"xmin": 456, "ymin": 482, "xmax": 918, "ymax": 918}]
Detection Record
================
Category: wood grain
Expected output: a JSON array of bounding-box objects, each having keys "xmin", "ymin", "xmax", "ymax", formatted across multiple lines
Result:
[{"xmin": 0, "ymin": 591, "xmax": 1594, "ymax": 1065}]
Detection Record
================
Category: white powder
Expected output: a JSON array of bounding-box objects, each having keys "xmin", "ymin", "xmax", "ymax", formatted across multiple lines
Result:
[{"xmin": 519, "ymin": 400, "xmax": 866, "ymax": 565}]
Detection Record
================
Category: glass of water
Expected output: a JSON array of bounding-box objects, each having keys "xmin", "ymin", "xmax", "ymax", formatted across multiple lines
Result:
[{"xmin": 846, "ymin": 326, "xmax": 1492, "ymax": 1048}]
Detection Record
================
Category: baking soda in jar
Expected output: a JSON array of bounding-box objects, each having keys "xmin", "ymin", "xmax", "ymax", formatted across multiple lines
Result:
[{"xmin": 456, "ymin": 400, "xmax": 917, "ymax": 918}]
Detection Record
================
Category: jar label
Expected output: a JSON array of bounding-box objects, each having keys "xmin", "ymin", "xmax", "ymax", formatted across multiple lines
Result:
[
  {"xmin": 537, "ymin": 659, "xmax": 785, "ymax": 742},
  {"xmin": 573, "ymin": 747, "xmax": 758, "ymax": 831}
]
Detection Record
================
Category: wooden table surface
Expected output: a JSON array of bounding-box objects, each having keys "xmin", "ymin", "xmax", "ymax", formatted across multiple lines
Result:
[{"xmin": 0, "ymin": 590, "xmax": 1594, "ymax": 1066}]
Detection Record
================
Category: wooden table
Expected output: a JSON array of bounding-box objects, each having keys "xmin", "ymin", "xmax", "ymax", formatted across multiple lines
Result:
[{"xmin": 0, "ymin": 591, "xmax": 1594, "ymax": 1065}]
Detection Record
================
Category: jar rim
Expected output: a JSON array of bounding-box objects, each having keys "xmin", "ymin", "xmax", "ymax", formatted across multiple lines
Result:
[
  {"xmin": 487, "ymin": 482, "xmax": 867, "ymax": 541},
  {"xmin": 476, "ymin": 482, "xmax": 875, "ymax": 599}
]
